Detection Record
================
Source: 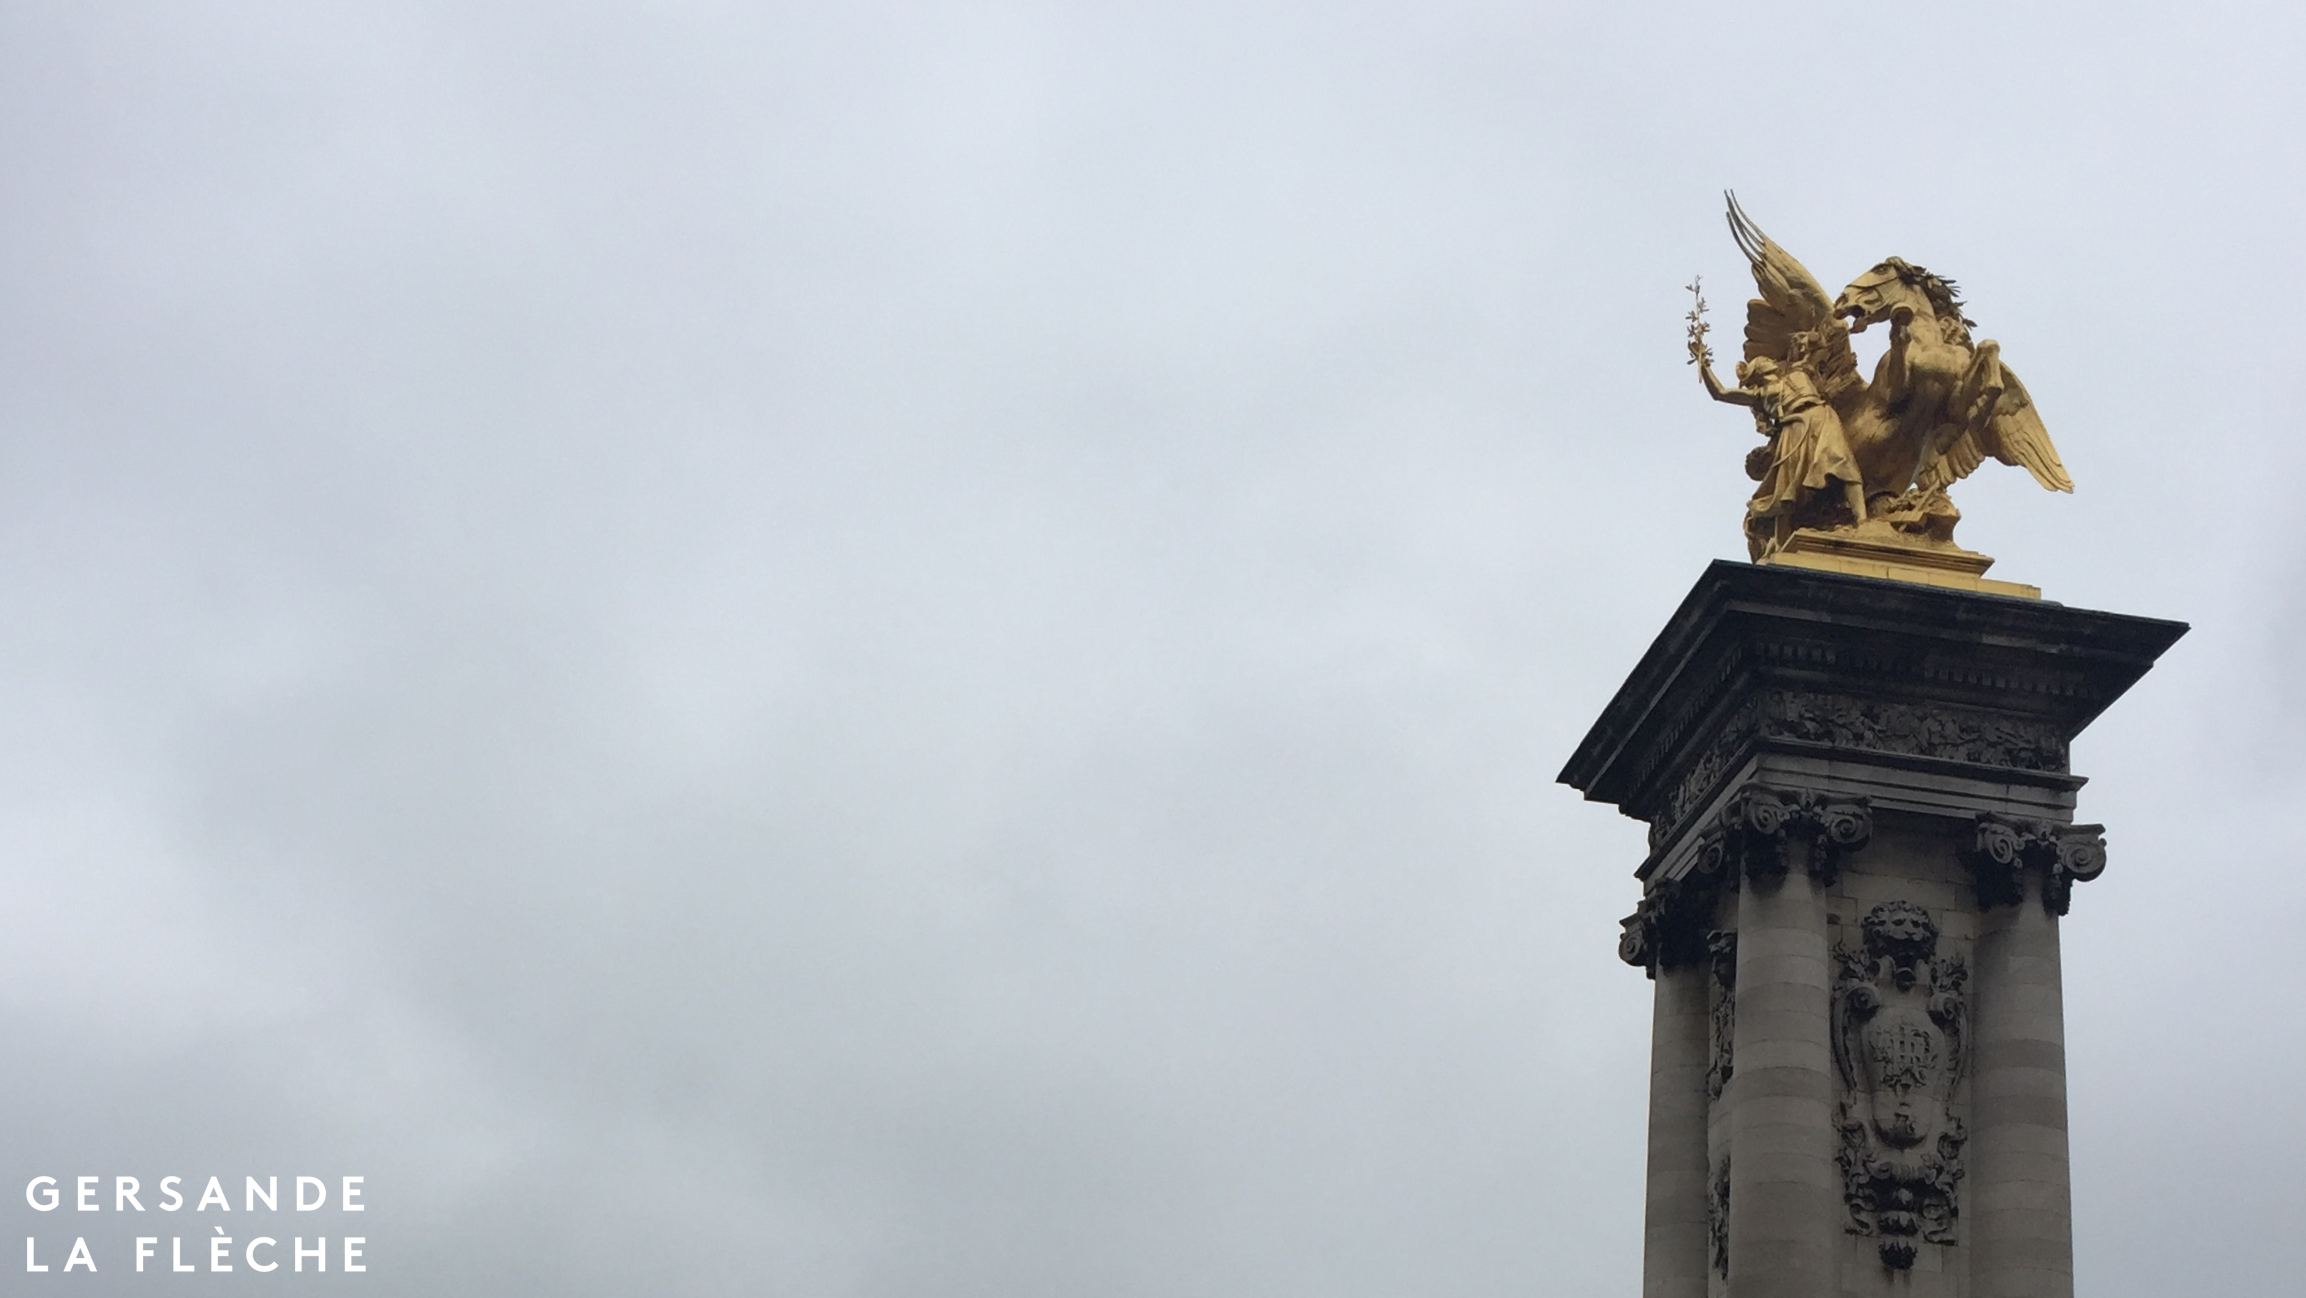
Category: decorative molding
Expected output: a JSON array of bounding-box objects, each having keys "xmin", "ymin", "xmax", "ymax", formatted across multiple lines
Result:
[
  {"xmin": 1705, "ymin": 930, "xmax": 1737, "ymax": 1101},
  {"xmin": 1708, "ymin": 1151, "xmax": 1731, "ymax": 1279},
  {"xmin": 1837, "ymin": 1119, "xmax": 1966, "ymax": 1271},
  {"xmin": 1960, "ymin": 813, "xmax": 2108, "ymax": 915},
  {"xmin": 1763, "ymin": 690, "xmax": 2067, "ymax": 770},
  {"xmin": 1555, "ymin": 560, "xmax": 2188, "ymax": 818},
  {"xmin": 1831, "ymin": 902, "xmax": 1969, "ymax": 1270},
  {"xmin": 1652, "ymin": 697, "xmax": 1762, "ymax": 847},
  {"xmin": 1626, "ymin": 647, "xmax": 1748, "ymax": 806}
]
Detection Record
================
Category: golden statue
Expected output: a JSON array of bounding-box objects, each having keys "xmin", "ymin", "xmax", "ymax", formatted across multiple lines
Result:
[{"xmin": 1689, "ymin": 196, "xmax": 2071, "ymax": 597}]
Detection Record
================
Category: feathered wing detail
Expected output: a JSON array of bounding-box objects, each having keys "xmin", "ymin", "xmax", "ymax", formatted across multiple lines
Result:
[
  {"xmin": 1917, "ymin": 363, "xmax": 2074, "ymax": 494},
  {"xmin": 1980, "ymin": 365, "xmax": 2073, "ymax": 492},
  {"xmin": 1725, "ymin": 193, "xmax": 1861, "ymax": 404},
  {"xmin": 1914, "ymin": 431, "xmax": 1983, "ymax": 494}
]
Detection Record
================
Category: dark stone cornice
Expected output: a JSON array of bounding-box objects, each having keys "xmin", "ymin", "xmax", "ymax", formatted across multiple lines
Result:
[{"xmin": 1558, "ymin": 562, "xmax": 2187, "ymax": 847}]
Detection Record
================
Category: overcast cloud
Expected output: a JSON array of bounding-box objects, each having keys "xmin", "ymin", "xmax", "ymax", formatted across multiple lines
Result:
[{"xmin": 0, "ymin": 2, "xmax": 2299, "ymax": 1293}]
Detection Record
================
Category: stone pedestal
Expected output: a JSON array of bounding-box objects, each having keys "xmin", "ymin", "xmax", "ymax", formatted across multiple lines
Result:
[{"xmin": 1562, "ymin": 562, "xmax": 2183, "ymax": 1298}]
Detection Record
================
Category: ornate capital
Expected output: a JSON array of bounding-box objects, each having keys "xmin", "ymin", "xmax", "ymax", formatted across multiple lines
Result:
[
  {"xmin": 1713, "ymin": 784, "xmax": 1872, "ymax": 889},
  {"xmin": 1619, "ymin": 884, "xmax": 1717, "ymax": 977},
  {"xmin": 1620, "ymin": 783, "xmax": 1871, "ymax": 975},
  {"xmin": 1618, "ymin": 907, "xmax": 1657, "ymax": 971},
  {"xmin": 1960, "ymin": 813, "xmax": 2107, "ymax": 915}
]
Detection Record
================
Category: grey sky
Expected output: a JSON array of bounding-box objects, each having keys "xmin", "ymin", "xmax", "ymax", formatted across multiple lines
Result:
[{"xmin": 0, "ymin": 2, "xmax": 2298, "ymax": 1293}]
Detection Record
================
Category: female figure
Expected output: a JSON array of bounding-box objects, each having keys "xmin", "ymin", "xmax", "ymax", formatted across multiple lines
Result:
[{"xmin": 1694, "ymin": 332, "xmax": 1867, "ymax": 557}]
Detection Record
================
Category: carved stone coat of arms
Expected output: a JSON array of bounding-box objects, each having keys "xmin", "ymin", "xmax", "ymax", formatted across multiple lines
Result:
[{"xmin": 1832, "ymin": 901, "xmax": 1969, "ymax": 1270}]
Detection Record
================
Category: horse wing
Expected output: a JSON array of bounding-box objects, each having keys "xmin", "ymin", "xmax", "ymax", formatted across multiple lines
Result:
[
  {"xmin": 1916, "ymin": 363, "xmax": 2073, "ymax": 493},
  {"xmin": 1979, "ymin": 364, "xmax": 2074, "ymax": 492},
  {"xmin": 1727, "ymin": 193, "xmax": 1838, "ymax": 362},
  {"xmin": 1804, "ymin": 320, "xmax": 1863, "ymax": 406},
  {"xmin": 1916, "ymin": 430, "xmax": 1986, "ymax": 493}
]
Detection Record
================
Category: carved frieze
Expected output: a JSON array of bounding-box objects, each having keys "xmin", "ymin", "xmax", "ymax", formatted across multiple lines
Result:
[
  {"xmin": 1652, "ymin": 696, "xmax": 1762, "ymax": 848},
  {"xmin": 1961, "ymin": 813, "xmax": 2108, "ymax": 915},
  {"xmin": 1762, "ymin": 690, "xmax": 2067, "ymax": 771},
  {"xmin": 1832, "ymin": 902, "xmax": 1969, "ymax": 1270},
  {"xmin": 1650, "ymin": 689, "xmax": 2069, "ymax": 850}
]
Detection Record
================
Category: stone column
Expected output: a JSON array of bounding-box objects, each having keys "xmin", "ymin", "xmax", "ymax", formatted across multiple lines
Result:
[
  {"xmin": 1560, "ymin": 561, "xmax": 2182, "ymax": 1298},
  {"xmin": 1724, "ymin": 857, "xmax": 1835, "ymax": 1298},
  {"xmin": 1643, "ymin": 962, "xmax": 1711, "ymax": 1298},
  {"xmin": 1970, "ymin": 863, "xmax": 2074, "ymax": 1298}
]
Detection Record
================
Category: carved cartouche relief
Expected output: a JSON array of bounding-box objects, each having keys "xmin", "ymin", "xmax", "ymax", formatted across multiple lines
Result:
[{"xmin": 1832, "ymin": 901, "xmax": 1968, "ymax": 1270}]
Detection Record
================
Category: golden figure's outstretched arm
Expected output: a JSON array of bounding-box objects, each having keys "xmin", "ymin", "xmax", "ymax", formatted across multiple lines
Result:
[{"xmin": 1692, "ymin": 339, "xmax": 1756, "ymax": 407}]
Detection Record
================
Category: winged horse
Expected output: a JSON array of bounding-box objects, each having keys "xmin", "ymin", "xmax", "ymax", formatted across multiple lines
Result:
[{"xmin": 1721, "ymin": 194, "xmax": 2071, "ymax": 532}]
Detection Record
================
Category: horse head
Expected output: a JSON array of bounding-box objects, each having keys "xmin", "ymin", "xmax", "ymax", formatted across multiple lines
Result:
[
  {"xmin": 1833, "ymin": 258, "xmax": 1974, "ymax": 342},
  {"xmin": 1835, "ymin": 259, "xmax": 1925, "ymax": 333}
]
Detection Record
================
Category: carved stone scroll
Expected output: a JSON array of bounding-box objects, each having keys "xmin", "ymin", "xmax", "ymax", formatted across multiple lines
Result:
[
  {"xmin": 1708, "ymin": 784, "xmax": 1873, "ymax": 889},
  {"xmin": 1619, "ymin": 783, "xmax": 1872, "ymax": 975},
  {"xmin": 1961, "ymin": 813, "xmax": 2108, "ymax": 915}
]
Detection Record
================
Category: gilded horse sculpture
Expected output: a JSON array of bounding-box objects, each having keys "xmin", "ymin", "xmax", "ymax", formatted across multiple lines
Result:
[{"xmin": 1689, "ymin": 195, "xmax": 2072, "ymax": 567}]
